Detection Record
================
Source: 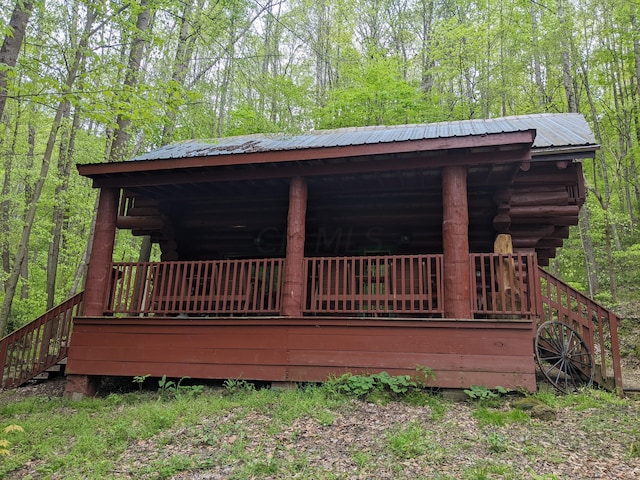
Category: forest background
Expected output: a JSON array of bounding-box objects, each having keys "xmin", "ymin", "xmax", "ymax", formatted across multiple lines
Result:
[{"xmin": 0, "ymin": 0, "xmax": 639, "ymax": 334}]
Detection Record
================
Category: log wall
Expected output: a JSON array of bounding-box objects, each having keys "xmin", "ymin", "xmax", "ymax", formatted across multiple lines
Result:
[{"xmin": 66, "ymin": 317, "xmax": 537, "ymax": 391}]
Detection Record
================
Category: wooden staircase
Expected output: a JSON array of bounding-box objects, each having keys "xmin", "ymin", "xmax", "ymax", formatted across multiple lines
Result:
[
  {"xmin": 538, "ymin": 269, "xmax": 623, "ymax": 395},
  {"xmin": 0, "ymin": 292, "xmax": 83, "ymax": 389}
]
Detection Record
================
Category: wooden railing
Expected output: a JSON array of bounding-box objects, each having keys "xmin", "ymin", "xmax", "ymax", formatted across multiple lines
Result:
[
  {"xmin": 538, "ymin": 268, "xmax": 622, "ymax": 393},
  {"xmin": 303, "ymin": 254, "xmax": 444, "ymax": 315},
  {"xmin": 107, "ymin": 259, "xmax": 284, "ymax": 316},
  {"xmin": 470, "ymin": 253, "xmax": 539, "ymax": 319},
  {"xmin": 0, "ymin": 292, "xmax": 83, "ymax": 389}
]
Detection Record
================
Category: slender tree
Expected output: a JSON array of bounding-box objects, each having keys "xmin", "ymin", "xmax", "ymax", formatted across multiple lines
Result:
[{"xmin": 0, "ymin": 0, "xmax": 35, "ymax": 122}]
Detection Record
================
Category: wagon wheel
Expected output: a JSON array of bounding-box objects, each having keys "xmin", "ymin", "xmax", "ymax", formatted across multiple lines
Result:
[{"xmin": 535, "ymin": 320, "xmax": 594, "ymax": 393}]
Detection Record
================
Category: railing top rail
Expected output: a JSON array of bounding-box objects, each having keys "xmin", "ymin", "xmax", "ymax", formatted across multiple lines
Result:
[
  {"xmin": 111, "ymin": 254, "xmax": 443, "ymax": 265},
  {"xmin": 0, "ymin": 291, "xmax": 84, "ymax": 342}
]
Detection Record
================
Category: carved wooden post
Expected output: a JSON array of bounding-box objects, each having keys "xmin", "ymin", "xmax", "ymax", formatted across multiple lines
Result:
[
  {"xmin": 65, "ymin": 187, "xmax": 118, "ymax": 399},
  {"xmin": 494, "ymin": 233, "xmax": 519, "ymax": 312},
  {"xmin": 281, "ymin": 177, "xmax": 307, "ymax": 316},
  {"xmin": 442, "ymin": 166, "xmax": 472, "ymax": 318}
]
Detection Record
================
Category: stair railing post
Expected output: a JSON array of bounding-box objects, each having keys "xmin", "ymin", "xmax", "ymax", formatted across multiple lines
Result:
[{"xmin": 609, "ymin": 311, "xmax": 623, "ymax": 397}]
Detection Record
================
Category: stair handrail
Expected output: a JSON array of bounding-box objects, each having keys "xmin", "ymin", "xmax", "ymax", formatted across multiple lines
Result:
[
  {"xmin": 538, "ymin": 268, "xmax": 622, "ymax": 394},
  {"xmin": 0, "ymin": 291, "xmax": 84, "ymax": 389}
]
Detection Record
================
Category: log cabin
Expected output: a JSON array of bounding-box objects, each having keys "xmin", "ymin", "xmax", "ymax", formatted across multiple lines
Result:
[{"xmin": 0, "ymin": 113, "xmax": 622, "ymax": 397}]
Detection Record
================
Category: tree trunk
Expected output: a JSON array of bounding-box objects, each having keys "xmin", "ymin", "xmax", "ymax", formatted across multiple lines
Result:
[
  {"xmin": 629, "ymin": 4, "xmax": 640, "ymax": 208},
  {"xmin": 578, "ymin": 204, "xmax": 599, "ymax": 297},
  {"xmin": 420, "ymin": 0, "xmax": 435, "ymax": 93},
  {"xmin": 0, "ymin": 6, "xmax": 96, "ymax": 335},
  {"xmin": 557, "ymin": 0, "xmax": 598, "ymax": 297},
  {"xmin": 530, "ymin": 0, "xmax": 545, "ymax": 108},
  {"xmin": 160, "ymin": 0, "xmax": 203, "ymax": 143},
  {"xmin": 0, "ymin": 0, "xmax": 34, "ymax": 122},
  {"xmin": 69, "ymin": 199, "xmax": 98, "ymax": 297},
  {"xmin": 46, "ymin": 108, "xmax": 80, "ymax": 309},
  {"xmin": 109, "ymin": 0, "xmax": 152, "ymax": 163},
  {"xmin": 0, "ymin": 107, "xmax": 22, "ymax": 289},
  {"xmin": 558, "ymin": 0, "xmax": 577, "ymax": 112}
]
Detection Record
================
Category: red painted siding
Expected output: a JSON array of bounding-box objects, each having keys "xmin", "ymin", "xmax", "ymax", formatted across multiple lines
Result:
[{"xmin": 67, "ymin": 317, "xmax": 536, "ymax": 391}]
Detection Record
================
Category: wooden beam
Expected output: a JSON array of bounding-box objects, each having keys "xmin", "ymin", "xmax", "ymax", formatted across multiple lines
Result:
[
  {"xmin": 116, "ymin": 215, "xmax": 164, "ymax": 230},
  {"xmin": 281, "ymin": 177, "xmax": 307, "ymax": 316},
  {"xmin": 510, "ymin": 215, "xmax": 579, "ymax": 226},
  {"xmin": 86, "ymin": 148, "xmax": 533, "ymax": 189},
  {"xmin": 442, "ymin": 166, "xmax": 472, "ymax": 319},
  {"xmin": 64, "ymin": 188, "xmax": 118, "ymax": 399},
  {"xmin": 536, "ymin": 238, "xmax": 565, "ymax": 248},
  {"xmin": 508, "ymin": 205, "xmax": 579, "ymax": 218},
  {"xmin": 126, "ymin": 207, "xmax": 161, "ymax": 216},
  {"xmin": 510, "ymin": 191, "xmax": 569, "ymax": 206}
]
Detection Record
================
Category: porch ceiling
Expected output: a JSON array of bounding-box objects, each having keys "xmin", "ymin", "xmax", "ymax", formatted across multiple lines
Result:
[{"xmin": 115, "ymin": 153, "xmax": 582, "ymax": 264}]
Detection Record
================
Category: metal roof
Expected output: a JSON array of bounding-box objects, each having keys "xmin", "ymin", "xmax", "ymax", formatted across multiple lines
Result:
[{"xmin": 132, "ymin": 113, "xmax": 597, "ymax": 162}]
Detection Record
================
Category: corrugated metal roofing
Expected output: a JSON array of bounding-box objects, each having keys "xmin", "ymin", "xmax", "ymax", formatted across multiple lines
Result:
[{"xmin": 132, "ymin": 113, "xmax": 596, "ymax": 162}]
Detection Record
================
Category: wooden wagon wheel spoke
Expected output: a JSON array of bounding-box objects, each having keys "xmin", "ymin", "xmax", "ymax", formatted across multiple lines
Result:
[{"xmin": 535, "ymin": 320, "xmax": 594, "ymax": 393}]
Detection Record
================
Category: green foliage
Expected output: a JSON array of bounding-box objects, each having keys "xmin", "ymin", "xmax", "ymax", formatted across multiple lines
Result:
[
  {"xmin": 414, "ymin": 364, "xmax": 437, "ymax": 389},
  {"xmin": 0, "ymin": 0, "xmax": 639, "ymax": 334},
  {"xmin": 132, "ymin": 374, "xmax": 150, "ymax": 391},
  {"xmin": 222, "ymin": 378, "xmax": 256, "ymax": 395},
  {"xmin": 144, "ymin": 454, "xmax": 194, "ymax": 479},
  {"xmin": 629, "ymin": 436, "xmax": 640, "ymax": 458},
  {"xmin": 1, "ymin": 384, "xmax": 639, "ymax": 478},
  {"xmin": 324, "ymin": 371, "xmax": 419, "ymax": 399},
  {"xmin": 157, "ymin": 375, "xmax": 204, "ymax": 400},
  {"xmin": 0, "ymin": 424, "xmax": 24, "ymax": 456},
  {"xmin": 485, "ymin": 431, "xmax": 508, "ymax": 453},
  {"xmin": 463, "ymin": 385, "xmax": 511, "ymax": 405}
]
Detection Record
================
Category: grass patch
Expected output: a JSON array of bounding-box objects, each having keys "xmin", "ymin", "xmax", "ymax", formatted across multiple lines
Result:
[
  {"xmin": 463, "ymin": 461, "xmax": 516, "ymax": 479},
  {"xmin": 385, "ymin": 420, "xmax": 437, "ymax": 459},
  {"xmin": 472, "ymin": 406, "xmax": 530, "ymax": 427}
]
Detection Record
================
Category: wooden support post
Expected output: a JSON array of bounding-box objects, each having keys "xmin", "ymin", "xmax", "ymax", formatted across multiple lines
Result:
[
  {"xmin": 65, "ymin": 187, "xmax": 118, "ymax": 399},
  {"xmin": 83, "ymin": 188, "xmax": 119, "ymax": 316},
  {"xmin": 281, "ymin": 177, "xmax": 307, "ymax": 316},
  {"xmin": 442, "ymin": 166, "xmax": 472, "ymax": 319}
]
